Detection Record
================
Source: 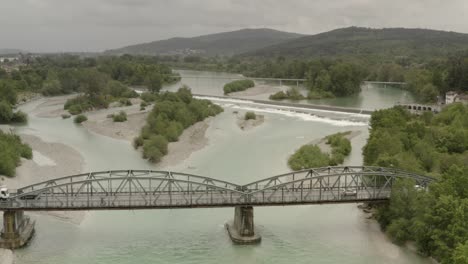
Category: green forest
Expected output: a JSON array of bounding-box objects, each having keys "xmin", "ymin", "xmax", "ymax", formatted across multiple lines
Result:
[
  {"xmin": 134, "ymin": 87, "xmax": 223, "ymax": 163},
  {"xmin": 0, "ymin": 54, "xmax": 181, "ymax": 177},
  {"xmin": 363, "ymin": 104, "xmax": 468, "ymax": 263},
  {"xmin": 165, "ymin": 49, "xmax": 468, "ymax": 103}
]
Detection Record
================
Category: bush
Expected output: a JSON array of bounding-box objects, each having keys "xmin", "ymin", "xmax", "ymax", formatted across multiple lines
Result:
[
  {"xmin": 288, "ymin": 145, "xmax": 330, "ymax": 170},
  {"xmin": 74, "ymin": 114, "xmax": 87, "ymax": 124},
  {"xmin": 61, "ymin": 114, "xmax": 71, "ymax": 119},
  {"xmin": 141, "ymin": 92, "xmax": 157, "ymax": 103},
  {"xmin": 0, "ymin": 131, "xmax": 33, "ymax": 177},
  {"xmin": 245, "ymin": 111, "xmax": 256, "ymax": 120},
  {"xmin": 133, "ymin": 136, "xmax": 144, "ymax": 149},
  {"xmin": 112, "ymin": 111, "xmax": 127, "ymax": 122},
  {"xmin": 119, "ymin": 98, "xmax": 132, "ymax": 106},
  {"xmin": 269, "ymin": 91, "xmax": 288, "ymax": 100},
  {"xmin": 68, "ymin": 105, "xmax": 83, "ymax": 115},
  {"xmin": 223, "ymin": 80, "xmax": 255, "ymax": 95},
  {"xmin": 140, "ymin": 101, "xmax": 148, "ymax": 108},
  {"xmin": 269, "ymin": 88, "xmax": 306, "ymax": 101},
  {"xmin": 288, "ymin": 132, "xmax": 353, "ymax": 170},
  {"xmin": 0, "ymin": 100, "xmax": 13, "ymax": 123},
  {"xmin": 11, "ymin": 111, "xmax": 27, "ymax": 123},
  {"xmin": 65, "ymin": 95, "xmax": 109, "ymax": 115}
]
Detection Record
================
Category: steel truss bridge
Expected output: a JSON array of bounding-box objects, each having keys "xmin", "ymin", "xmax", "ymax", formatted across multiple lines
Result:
[{"xmin": 1, "ymin": 166, "xmax": 434, "ymax": 211}]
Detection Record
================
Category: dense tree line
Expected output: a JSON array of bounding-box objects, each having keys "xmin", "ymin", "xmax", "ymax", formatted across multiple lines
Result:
[
  {"xmin": 363, "ymin": 104, "xmax": 468, "ymax": 263},
  {"xmin": 0, "ymin": 131, "xmax": 32, "ymax": 177},
  {"xmin": 169, "ymin": 50, "xmax": 468, "ymax": 103},
  {"xmin": 133, "ymin": 87, "xmax": 223, "ymax": 163},
  {"xmin": 0, "ymin": 54, "xmax": 180, "ymax": 115},
  {"xmin": 223, "ymin": 80, "xmax": 255, "ymax": 94},
  {"xmin": 269, "ymin": 87, "xmax": 305, "ymax": 100},
  {"xmin": 288, "ymin": 132, "xmax": 352, "ymax": 170}
]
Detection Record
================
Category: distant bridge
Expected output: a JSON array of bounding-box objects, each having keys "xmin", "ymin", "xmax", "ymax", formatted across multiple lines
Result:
[
  {"xmin": 170, "ymin": 75, "xmax": 407, "ymax": 87},
  {"xmin": 0, "ymin": 166, "xmax": 434, "ymax": 246},
  {"xmin": 363, "ymin": 81, "xmax": 407, "ymax": 86}
]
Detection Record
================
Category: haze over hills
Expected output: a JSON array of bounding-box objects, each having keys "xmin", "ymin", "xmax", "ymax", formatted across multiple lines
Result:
[
  {"xmin": 241, "ymin": 27, "xmax": 468, "ymax": 59},
  {"xmin": 0, "ymin": 49, "xmax": 25, "ymax": 55},
  {"xmin": 105, "ymin": 28, "xmax": 304, "ymax": 56}
]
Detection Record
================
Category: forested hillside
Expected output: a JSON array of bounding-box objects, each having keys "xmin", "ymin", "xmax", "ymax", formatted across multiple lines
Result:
[
  {"xmin": 243, "ymin": 27, "xmax": 468, "ymax": 60},
  {"xmin": 106, "ymin": 28, "xmax": 303, "ymax": 56}
]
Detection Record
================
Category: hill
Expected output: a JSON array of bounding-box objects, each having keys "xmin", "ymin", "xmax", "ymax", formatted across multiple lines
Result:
[
  {"xmin": 0, "ymin": 49, "xmax": 25, "ymax": 55},
  {"xmin": 242, "ymin": 27, "xmax": 468, "ymax": 59},
  {"xmin": 105, "ymin": 28, "xmax": 304, "ymax": 56}
]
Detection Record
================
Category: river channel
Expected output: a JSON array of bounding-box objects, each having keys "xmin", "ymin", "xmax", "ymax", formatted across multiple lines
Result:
[{"xmin": 12, "ymin": 70, "xmax": 429, "ymax": 264}]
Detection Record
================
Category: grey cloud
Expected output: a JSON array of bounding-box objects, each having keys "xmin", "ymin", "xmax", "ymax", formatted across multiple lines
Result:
[{"xmin": 0, "ymin": 0, "xmax": 467, "ymax": 52}]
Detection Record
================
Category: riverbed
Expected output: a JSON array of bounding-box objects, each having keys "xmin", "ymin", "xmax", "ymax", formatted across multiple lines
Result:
[{"xmin": 9, "ymin": 70, "xmax": 430, "ymax": 264}]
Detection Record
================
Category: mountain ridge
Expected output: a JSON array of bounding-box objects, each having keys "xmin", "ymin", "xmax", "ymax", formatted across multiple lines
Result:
[
  {"xmin": 240, "ymin": 27, "xmax": 468, "ymax": 58},
  {"xmin": 105, "ymin": 28, "xmax": 304, "ymax": 56}
]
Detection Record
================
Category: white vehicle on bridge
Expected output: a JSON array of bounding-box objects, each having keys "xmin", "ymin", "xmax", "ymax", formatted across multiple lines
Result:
[
  {"xmin": 0, "ymin": 186, "xmax": 10, "ymax": 200},
  {"xmin": 341, "ymin": 189, "xmax": 357, "ymax": 197}
]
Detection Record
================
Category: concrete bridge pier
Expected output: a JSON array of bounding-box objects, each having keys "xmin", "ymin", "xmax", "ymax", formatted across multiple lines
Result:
[
  {"xmin": 0, "ymin": 210, "xmax": 35, "ymax": 249},
  {"xmin": 225, "ymin": 206, "xmax": 261, "ymax": 244}
]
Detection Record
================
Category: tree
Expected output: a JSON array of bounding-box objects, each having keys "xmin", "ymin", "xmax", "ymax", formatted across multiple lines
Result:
[
  {"xmin": 145, "ymin": 72, "xmax": 162, "ymax": 93},
  {"xmin": 453, "ymin": 242, "xmax": 468, "ymax": 264},
  {"xmin": 0, "ymin": 101, "xmax": 13, "ymax": 123},
  {"xmin": 79, "ymin": 69, "xmax": 108, "ymax": 97}
]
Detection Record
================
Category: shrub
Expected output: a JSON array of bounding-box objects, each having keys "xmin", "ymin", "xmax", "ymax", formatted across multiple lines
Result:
[
  {"xmin": 245, "ymin": 111, "xmax": 256, "ymax": 120},
  {"xmin": 119, "ymin": 98, "xmax": 132, "ymax": 106},
  {"xmin": 0, "ymin": 100, "xmax": 13, "ymax": 123},
  {"xmin": 61, "ymin": 114, "xmax": 71, "ymax": 119},
  {"xmin": 11, "ymin": 111, "xmax": 28, "ymax": 123},
  {"xmin": 74, "ymin": 114, "xmax": 87, "ymax": 124},
  {"xmin": 133, "ymin": 136, "xmax": 144, "ymax": 149},
  {"xmin": 140, "ymin": 101, "xmax": 149, "ymax": 108},
  {"xmin": 0, "ymin": 131, "xmax": 33, "ymax": 177},
  {"xmin": 269, "ymin": 88, "xmax": 305, "ymax": 101},
  {"xmin": 269, "ymin": 91, "xmax": 288, "ymax": 100},
  {"xmin": 223, "ymin": 80, "xmax": 255, "ymax": 95},
  {"xmin": 141, "ymin": 92, "xmax": 157, "ymax": 103},
  {"xmin": 68, "ymin": 105, "xmax": 83, "ymax": 115},
  {"xmin": 288, "ymin": 145, "xmax": 330, "ymax": 170},
  {"xmin": 112, "ymin": 111, "xmax": 127, "ymax": 122}
]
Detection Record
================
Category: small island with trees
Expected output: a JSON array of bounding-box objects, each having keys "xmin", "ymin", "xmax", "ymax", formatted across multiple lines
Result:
[
  {"xmin": 288, "ymin": 131, "xmax": 353, "ymax": 170},
  {"xmin": 133, "ymin": 87, "xmax": 223, "ymax": 163},
  {"xmin": 223, "ymin": 79, "xmax": 255, "ymax": 95}
]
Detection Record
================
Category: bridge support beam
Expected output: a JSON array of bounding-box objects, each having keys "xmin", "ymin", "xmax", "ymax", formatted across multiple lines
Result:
[
  {"xmin": 0, "ymin": 210, "xmax": 35, "ymax": 249},
  {"xmin": 225, "ymin": 206, "xmax": 261, "ymax": 244}
]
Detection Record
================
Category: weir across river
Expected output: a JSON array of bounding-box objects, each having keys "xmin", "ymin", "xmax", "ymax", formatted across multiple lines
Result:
[{"xmin": 0, "ymin": 166, "xmax": 434, "ymax": 247}]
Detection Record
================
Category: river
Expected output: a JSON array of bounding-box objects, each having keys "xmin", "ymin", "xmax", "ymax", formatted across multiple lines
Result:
[{"xmin": 12, "ymin": 70, "xmax": 429, "ymax": 264}]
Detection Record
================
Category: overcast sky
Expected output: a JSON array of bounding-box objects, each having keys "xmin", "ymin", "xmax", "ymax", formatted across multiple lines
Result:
[{"xmin": 1, "ymin": 0, "xmax": 467, "ymax": 52}]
